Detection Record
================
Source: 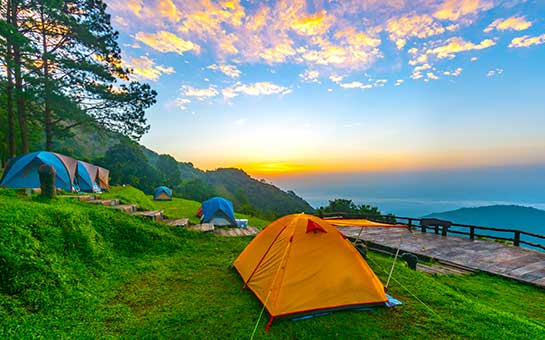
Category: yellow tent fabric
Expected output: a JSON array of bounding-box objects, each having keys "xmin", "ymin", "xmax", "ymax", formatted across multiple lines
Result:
[
  {"xmin": 233, "ymin": 214, "xmax": 387, "ymax": 327},
  {"xmin": 326, "ymin": 218, "xmax": 406, "ymax": 228}
]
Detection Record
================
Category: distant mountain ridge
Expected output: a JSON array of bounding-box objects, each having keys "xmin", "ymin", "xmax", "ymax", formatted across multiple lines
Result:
[
  {"xmin": 53, "ymin": 127, "xmax": 313, "ymax": 217},
  {"xmin": 424, "ymin": 205, "xmax": 545, "ymax": 235}
]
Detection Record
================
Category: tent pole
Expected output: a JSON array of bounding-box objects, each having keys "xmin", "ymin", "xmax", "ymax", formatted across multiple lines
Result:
[{"xmin": 241, "ymin": 225, "xmax": 287, "ymax": 289}]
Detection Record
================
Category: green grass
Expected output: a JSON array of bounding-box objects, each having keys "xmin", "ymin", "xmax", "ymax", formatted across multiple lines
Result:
[
  {"xmin": 100, "ymin": 185, "xmax": 157, "ymax": 211},
  {"xmin": 1, "ymin": 188, "xmax": 544, "ymax": 338}
]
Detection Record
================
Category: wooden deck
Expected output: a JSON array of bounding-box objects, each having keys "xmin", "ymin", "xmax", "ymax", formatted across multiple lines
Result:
[
  {"xmin": 338, "ymin": 226, "xmax": 545, "ymax": 288},
  {"xmin": 214, "ymin": 226, "xmax": 259, "ymax": 237}
]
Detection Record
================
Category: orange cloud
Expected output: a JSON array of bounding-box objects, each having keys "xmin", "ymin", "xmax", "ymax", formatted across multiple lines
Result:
[
  {"xmin": 386, "ymin": 14, "xmax": 446, "ymax": 49},
  {"xmin": 135, "ymin": 31, "xmax": 200, "ymax": 55},
  {"xmin": 156, "ymin": 0, "xmax": 180, "ymax": 23},
  {"xmin": 291, "ymin": 10, "xmax": 331, "ymax": 36},
  {"xmin": 484, "ymin": 16, "xmax": 532, "ymax": 33},
  {"xmin": 434, "ymin": 0, "xmax": 493, "ymax": 21},
  {"xmin": 124, "ymin": 55, "xmax": 175, "ymax": 81},
  {"xmin": 107, "ymin": 0, "xmax": 142, "ymax": 17},
  {"xmin": 426, "ymin": 37, "xmax": 495, "ymax": 59},
  {"xmin": 207, "ymin": 64, "xmax": 241, "ymax": 78},
  {"xmin": 178, "ymin": 0, "xmax": 245, "ymax": 37},
  {"xmin": 509, "ymin": 34, "xmax": 545, "ymax": 48}
]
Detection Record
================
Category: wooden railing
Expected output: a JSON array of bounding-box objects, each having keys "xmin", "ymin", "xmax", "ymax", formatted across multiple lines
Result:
[{"xmin": 318, "ymin": 212, "xmax": 545, "ymax": 252}]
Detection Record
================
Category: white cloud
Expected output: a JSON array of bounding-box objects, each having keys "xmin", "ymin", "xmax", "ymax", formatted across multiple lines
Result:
[
  {"xmin": 339, "ymin": 81, "xmax": 372, "ymax": 89},
  {"xmin": 426, "ymin": 72, "xmax": 439, "ymax": 80},
  {"xmin": 414, "ymin": 63, "xmax": 431, "ymax": 72},
  {"xmin": 329, "ymin": 74, "xmax": 344, "ymax": 83},
  {"xmin": 395, "ymin": 79, "xmax": 404, "ymax": 86},
  {"xmin": 486, "ymin": 68, "xmax": 504, "ymax": 77},
  {"xmin": 207, "ymin": 64, "xmax": 241, "ymax": 78},
  {"xmin": 222, "ymin": 82, "xmax": 291, "ymax": 98},
  {"xmin": 443, "ymin": 68, "xmax": 463, "ymax": 76},
  {"xmin": 180, "ymin": 85, "xmax": 219, "ymax": 99},
  {"xmin": 175, "ymin": 98, "xmax": 191, "ymax": 110},
  {"xmin": 299, "ymin": 70, "xmax": 320, "ymax": 82}
]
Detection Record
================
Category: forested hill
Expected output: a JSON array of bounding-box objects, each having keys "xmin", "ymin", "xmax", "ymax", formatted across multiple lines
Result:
[
  {"xmin": 52, "ymin": 127, "xmax": 313, "ymax": 219},
  {"xmin": 425, "ymin": 205, "xmax": 545, "ymax": 234}
]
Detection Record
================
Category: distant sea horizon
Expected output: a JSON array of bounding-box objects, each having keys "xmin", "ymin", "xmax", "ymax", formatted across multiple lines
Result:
[
  {"xmin": 268, "ymin": 164, "xmax": 545, "ymax": 218},
  {"xmin": 301, "ymin": 195, "xmax": 545, "ymax": 218}
]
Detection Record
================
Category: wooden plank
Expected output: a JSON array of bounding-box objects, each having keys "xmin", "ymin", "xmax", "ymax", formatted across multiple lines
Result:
[
  {"xmin": 190, "ymin": 223, "xmax": 214, "ymax": 232},
  {"xmin": 214, "ymin": 226, "xmax": 260, "ymax": 237},
  {"xmin": 111, "ymin": 204, "xmax": 137, "ymax": 213},
  {"xmin": 164, "ymin": 218, "xmax": 189, "ymax": 227},
  {"xmin": 338, "ymin": 226, "xmax": 545, "ymax": 288},
  {"xmin": 132, "ymin": 210, "xmax": 163, "ymax": 222},
  {"xmin": 88, "ymin": 199, "xmax": 119, "ymax": 206}
]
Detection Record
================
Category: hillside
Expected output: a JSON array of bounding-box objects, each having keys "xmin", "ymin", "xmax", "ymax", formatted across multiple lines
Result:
[
  {"xmin": 100, "ymin": 185, "xmax": 270, "ymax": 227},
  {"xmin": 51, "ymin": 126, "xmax": 314, "ymax": 217},
  {"xmin": 1, "ymin": 188, "xmax": 544, "ymax": 338},
  {"xmin": 424, "ymin": 205, "xmax": 545, "ymax": 234}
]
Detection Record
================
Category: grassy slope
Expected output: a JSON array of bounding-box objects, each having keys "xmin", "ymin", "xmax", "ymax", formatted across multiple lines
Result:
[
  {"xmin": 101, "ymin": 185, "xmax": 270, "ymax": 227},
  {"xmin": 1, "ymin": 188, "xmax": 544, "ymax": 339}
]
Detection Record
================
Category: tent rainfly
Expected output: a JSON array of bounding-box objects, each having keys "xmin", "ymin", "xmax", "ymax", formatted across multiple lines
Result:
[
  {"xmin": 154, "ymin": 186, "xmax": 173, "ymax": 201},
  {"xmin": 76, "ymin": 160, "xmax": 101, "ymax": 193},
  {"xmin": 234, "ymin": 214, "xmax": 394, "ymax": 330},
  {"xmin": 200, "ymin": 197, "xmax": 237, "ymax": 226},
  {"xmin": 0, "ymin": 151, "xmax": 78, "ymax": 192},
  {"xmin": 96, "ymin": 166, "xmax": 110, "ymax": 191}
]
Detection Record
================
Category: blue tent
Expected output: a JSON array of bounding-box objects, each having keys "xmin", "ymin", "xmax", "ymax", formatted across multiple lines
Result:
[
  {"xmin": 154, "ymin": 186, "xmax": 172, "ymax": 201},
  {"xmin": 76, "ymin": 161, "xmax": 100, "ymax": 193},
  {"xmin": 201, "ymin": 197, "xmax": 237, "ymax": 226},
  {"xmin": 0, "ymin": 151, "xmax": 78, "ymax": 192}
]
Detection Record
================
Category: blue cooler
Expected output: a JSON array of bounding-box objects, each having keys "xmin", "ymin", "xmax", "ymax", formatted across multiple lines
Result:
[{"xmin": 236, "ymin": 219, "xmax": 248, "ymax": 228}]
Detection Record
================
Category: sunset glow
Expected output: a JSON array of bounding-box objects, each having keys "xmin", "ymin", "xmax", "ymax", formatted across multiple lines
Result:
[{"xmin": 105, "ymin": 0, "xmax": 545, "ymax": 177}]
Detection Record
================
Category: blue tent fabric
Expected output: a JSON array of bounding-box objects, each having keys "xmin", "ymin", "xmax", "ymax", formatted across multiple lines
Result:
[
  {"xmin": 154, "ymin": 186, "xmax": 172, "ymax": 200},
  {"xmin": 0, "ymin": 151, "xmax": 77, "ymax": 191},
  {"xmin": 76, "ymin": 161, "xmax": 100, "ymax": 193},
  {"xmin": 291, "ymin": 294, "xmax": 402, "ymax": 321},
  {"xmin": 201, "ymin": 197, "xmax": 237, "ymax": 226}
]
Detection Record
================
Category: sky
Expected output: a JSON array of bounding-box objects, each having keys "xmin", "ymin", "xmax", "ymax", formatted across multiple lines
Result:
[{"xmin": 104, "ymin": 0, "xmax": 545, "ymax": 182}]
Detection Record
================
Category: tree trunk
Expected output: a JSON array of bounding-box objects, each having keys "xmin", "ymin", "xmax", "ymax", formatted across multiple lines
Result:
[
  {"xmin": 41, "ymin": 3, "xmax": 53, "ymax": 151},
  {"xmin": 38, "ymin": 164, "xmax": 56, "ymax": 198},
  {"xmin": 11, "ymin": 0, "xmax": 29, "ymax": 154},
  {"xmin": 6, "ymin": 0, "xmax": 16, "ymax": 157}
]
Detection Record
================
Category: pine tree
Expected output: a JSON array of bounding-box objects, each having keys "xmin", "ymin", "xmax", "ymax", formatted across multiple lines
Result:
[
  {"xmin": 1, "ymin": 0, "xmax": 157, "ymax": 155},
  {"xmin": 24, "ymin": 0, "xmax": 156, "ymax": 149}
]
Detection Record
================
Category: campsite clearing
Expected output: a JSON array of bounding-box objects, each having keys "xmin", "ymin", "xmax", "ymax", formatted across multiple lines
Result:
[{"xmin": 1, "ymin": 188, "xmax": 544, "ymax": 338}]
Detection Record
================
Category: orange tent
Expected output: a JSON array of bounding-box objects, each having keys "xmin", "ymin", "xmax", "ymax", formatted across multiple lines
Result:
[{"xmin": 233, "ymin": 214, "xmax": 388, "ymax": 330}]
